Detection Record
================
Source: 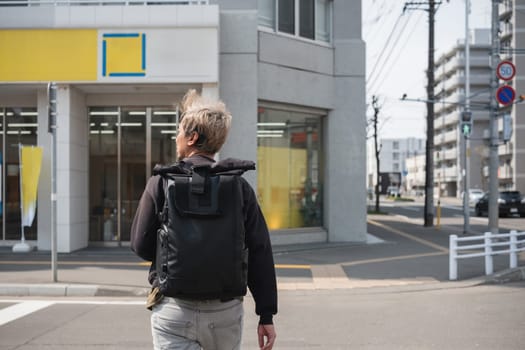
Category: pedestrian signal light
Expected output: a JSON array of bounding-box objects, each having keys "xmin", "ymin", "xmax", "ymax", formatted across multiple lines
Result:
[{"xmin": 461, "ymin": 122, "xmax": 472, "ymax": 137}]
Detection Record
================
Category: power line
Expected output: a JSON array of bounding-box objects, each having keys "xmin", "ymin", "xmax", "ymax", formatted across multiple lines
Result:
[
  {"xmin": 368, "ymin": 13, "xmax": 414, "ymax": 90},
  {"xmin": 366, "ymin": 13, "xmax": 405, "ymax": 84},
  {"xmin": 368, "ymin": 11, "xmax": 423, "ymax": 93},
  {"xmin": 364, "ymin": 0, "xmax": 398, "ymax": 44},
  {"xmin": 370, "ymin": 12, "xmax": 424, "ymax": 93}
]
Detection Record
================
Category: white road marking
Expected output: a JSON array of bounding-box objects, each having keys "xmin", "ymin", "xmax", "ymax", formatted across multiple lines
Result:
[
  {"xmin": 0, "ymin": 301, "xmax": 53, "ymax": 326},
  {"xmin": 401, "ymin": 207, "xmax": 419, "ymax": 212},
  {"xmin": 0, "ymin": 299, "xmax": 146, "ymax": 326},
  {"xmin": 0, "ymin": 299, "xmax": 145, "ymax": 306}
]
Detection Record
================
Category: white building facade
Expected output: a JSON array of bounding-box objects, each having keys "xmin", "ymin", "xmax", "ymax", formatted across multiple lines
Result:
[
  {"xmin": 405, "ymin": 154, "xmax": 426, "ymax": 196},
  {"xmin": 433, "ymin": 29, "xmax": 491, "ymax": 197},
  {"xmin": 499, "ymin": 0, "xmax": 525, "ymax": 193},
  {"xmin": 0, "ymin": 0, "xmax": 367, "ymax": 252},
  {"xmin": 367, "ymin": 137, "xmax": 425, "ymax": 192}
]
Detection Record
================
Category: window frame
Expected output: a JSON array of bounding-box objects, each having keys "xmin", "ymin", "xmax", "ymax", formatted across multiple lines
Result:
[{"xmin": 258, "ymin": 0, "xmax": 333, "ymax": 44}]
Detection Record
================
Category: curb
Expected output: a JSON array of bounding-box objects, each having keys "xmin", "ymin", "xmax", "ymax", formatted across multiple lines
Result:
[
  {"xmin": 0, "ymin": 284, "xmax": 149, "ymax": 297},
  {"xmin": 1, "ymin": 268, "xmax": 523, "ymax": 298},
  {"xmin": 482, "ymin": 267, "xmax": 525, "ymax": 285}
]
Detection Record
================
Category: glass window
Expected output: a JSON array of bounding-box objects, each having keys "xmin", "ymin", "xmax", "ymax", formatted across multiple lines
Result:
[
  {"xmin": 151, "ymin": 107, "xmax": 178, "ymax": 169},
  {"xmin": 120, "ymin": 108, "xmax": 147, "ymax": 242},
  {"xmin": 299, "ymin": 0, "xmax": 315, "ymax": 39},
  {"xmin": 89, "ymin": 107, "xmax": 119, "ymax": 242},
  {"xmin": 259, "ymin": 0, "xmax": 332, "ymax": 43},
  {"xmin": 393, "ymin": 141, "xmax": 399, "ymax": 149},
  {"xmin": 278, "ymin": 0, "xmax": 295, "ymax": 34},
  {"xmin": 257, "ymin": 106, "xmax": 323, "ymax": 230},
  {"xmin": 1, "ymin": 107, "xmax": 38, "ymax": 242},
  {"xmin": 89, "ymin": 106, "xmax": 177, "ymax": 242},
  {"xmin": 315, "ymin": 0, "xmax": 331, "ymax": 42},
  {"xmin": 258, "ymin": 0, "xmax": 275, "ymax": 28}
]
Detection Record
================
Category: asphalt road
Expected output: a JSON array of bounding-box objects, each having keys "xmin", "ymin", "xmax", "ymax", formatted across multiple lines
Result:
[
  {"xmin": 1, "ymin": 282, "xmax": 525, "ymax": 349},
  {"xmin": 376, "ymin": 197, "xmax": 525, "ymax": 234}
]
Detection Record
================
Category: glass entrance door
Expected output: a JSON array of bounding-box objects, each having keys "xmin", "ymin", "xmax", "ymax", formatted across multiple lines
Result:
[
  {"xmin": 89, "ymin": 106, "xmax": 178, "ymax": 243},
  {"xmin": 1, "ymin": 107, "xmax": 38, "ymax": 243},
  {"xmin": 89, "ymin": 107, "xmax": 120, "ymax": 242},
  {"xmin": 120, "ymin": 108, "xmax": 147, "ymax": 242}
]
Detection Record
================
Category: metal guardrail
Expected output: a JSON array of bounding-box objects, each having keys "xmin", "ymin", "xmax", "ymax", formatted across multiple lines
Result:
[
  {"xmin": 449, "ymin": 230, "xmax": 525, "ymax": 280},
  {"xmin": 0, "ymin": 0, "xmax": 209, "ymax": 6}
]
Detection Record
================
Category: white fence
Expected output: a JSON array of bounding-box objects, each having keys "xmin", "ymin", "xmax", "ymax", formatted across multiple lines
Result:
[{"xmin": 449, "ymin": 230, "xmax": 525, "ymax": 280}]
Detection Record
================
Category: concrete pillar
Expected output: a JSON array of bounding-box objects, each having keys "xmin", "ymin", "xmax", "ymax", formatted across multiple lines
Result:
[
  {"xmin": 217, "ymin": 8, "xmax": 258, "ymax": 187},
  {"xmin": 325, "ymin": 0, "xmax": 367, "ymax": 242},
  {"xmin": 37, "ymin": 88, "xmax": 52, "ymax": 251},
  {"xmin": 54, "ymin": 85, "xmax": 89, "ymax": 252}
]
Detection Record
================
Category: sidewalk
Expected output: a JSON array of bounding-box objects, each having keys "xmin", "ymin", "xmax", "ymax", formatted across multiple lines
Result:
[{"xmin": 1, "ymin": 213, "xmax": 523, "ymax": 297}]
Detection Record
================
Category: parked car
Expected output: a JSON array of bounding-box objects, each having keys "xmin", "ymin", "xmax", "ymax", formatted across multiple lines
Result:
[
  {"xmin": 474, "ymin": 191, "xmax": 525, "ymax": 217},
  {"xmin": 461, "ymin": 188, "xmax": 485, "ymax": 205},
  {"xmin": 386, "ymin": 186, "xmax": 400, "ymax": 198}
]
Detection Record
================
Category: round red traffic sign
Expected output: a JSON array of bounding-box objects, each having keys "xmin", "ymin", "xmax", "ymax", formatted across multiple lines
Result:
[
  {"xmin": 496, "ymin": 85, "xmax": 516, "ymax": 105},
  {"xmin": 497, "ymin": 61, "xmax": 516, "ymax": 81}
]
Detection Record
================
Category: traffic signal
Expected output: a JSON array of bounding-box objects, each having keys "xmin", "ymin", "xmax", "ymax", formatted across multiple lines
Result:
[
  {"xmin": 461, "ymin": 122, "xmax": 472, "ymax": 137},
  {"xmin": 48, "ymin": 82, "xmax": 57, "ymax": 134},
  {"xmin": 460, "ymin": 111, "xmax": 472, "ymax": 137}
]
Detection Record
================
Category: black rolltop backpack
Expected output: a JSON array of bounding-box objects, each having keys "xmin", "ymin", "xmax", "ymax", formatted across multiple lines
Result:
[{"xmin": 153, "ymin": 158, "xmax": 255, "ymax": 300}]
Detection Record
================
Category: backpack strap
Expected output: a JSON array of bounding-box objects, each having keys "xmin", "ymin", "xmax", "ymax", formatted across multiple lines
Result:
[{"xmin": 158, "ymin": 178, "xmax": 172, "ymax": 225}]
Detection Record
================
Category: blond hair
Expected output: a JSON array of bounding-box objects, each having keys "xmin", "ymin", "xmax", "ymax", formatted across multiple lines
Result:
[{"xmin": 179, "ymin": 89, "xmax": 232, "ymax": 155}]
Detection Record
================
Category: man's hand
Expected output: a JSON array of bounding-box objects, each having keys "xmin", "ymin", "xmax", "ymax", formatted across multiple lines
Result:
[{"xmin": 257, "ymin": 324, "xmax": 276, "ymax": 350}]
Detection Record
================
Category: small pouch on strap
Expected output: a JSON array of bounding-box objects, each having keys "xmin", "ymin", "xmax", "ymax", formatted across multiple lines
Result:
[{"xmin": 190, "ymin": 165, "xmax": 209, "ymax": 195}]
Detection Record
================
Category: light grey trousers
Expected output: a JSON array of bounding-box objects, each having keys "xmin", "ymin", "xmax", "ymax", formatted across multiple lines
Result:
[{"xmin": 151, "ymin": 297, "xmax": 244, "ymax": 350}]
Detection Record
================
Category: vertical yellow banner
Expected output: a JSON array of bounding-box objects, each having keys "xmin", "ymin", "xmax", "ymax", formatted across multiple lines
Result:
[{"xmin": 20, "ymin": 146, "xmax": 43, "ymax": 227}]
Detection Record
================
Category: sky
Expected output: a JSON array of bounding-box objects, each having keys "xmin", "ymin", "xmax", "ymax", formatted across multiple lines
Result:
[{"xmin": 363, "ymin": 0, "xmax": 492, "ymax": 140}]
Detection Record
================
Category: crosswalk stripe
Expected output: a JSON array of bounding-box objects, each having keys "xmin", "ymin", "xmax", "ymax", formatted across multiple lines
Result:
[{"xmin": 0, "ymin": 301, "xmax": 53, "ymax": 326}]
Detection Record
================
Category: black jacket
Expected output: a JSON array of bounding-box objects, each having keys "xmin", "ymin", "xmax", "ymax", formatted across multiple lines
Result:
[{"xmin": 130, "ymin": 155, "xmax": 277, "ymax": 324}]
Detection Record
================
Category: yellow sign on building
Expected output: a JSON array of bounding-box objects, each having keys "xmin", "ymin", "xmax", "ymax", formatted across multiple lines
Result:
[
  {"xmin": 102, "ymin": 33, "xmax": 146, "ymax": 77},
  {"xmin": 0, "ymin": 29, "xmax": 98, "ymax": 82}
]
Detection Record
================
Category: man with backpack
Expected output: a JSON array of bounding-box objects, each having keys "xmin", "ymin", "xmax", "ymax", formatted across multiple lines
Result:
[{"xmin": 130, "ymin": 89, "xmax": 277, "ymax": 350}]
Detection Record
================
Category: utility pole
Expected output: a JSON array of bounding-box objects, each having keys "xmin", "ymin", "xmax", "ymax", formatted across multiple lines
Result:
[
  {"xmin": 462, "ymin": 0, "xmax": 471, "ymax": 234},
  {"xmin": 488, "ymin": 0, "xmax": 500, "ymax": 235},
  {"xmin": 372, "ymin": 95, "xmax": 382, "ymax": 213},
  {"xmin": 48, "ymin": 82, "xmax": 58, "ymax": 282},
  {"xmin": 424, "ymin": 0, "xmax": 436, "ymax": 227},
  {"xmin": 404, "ymin": 0, "xmax": 441, "ymax": 227}
]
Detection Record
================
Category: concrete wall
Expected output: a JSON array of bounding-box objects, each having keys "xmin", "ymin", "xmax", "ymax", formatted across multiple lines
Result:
[
  {"xmin": 254, "ymin": 0, "xmax": 366, "ymax": 242},
  {"xmin": 0, "ymin": 5, "xmax": 219, "ymax": 29}
]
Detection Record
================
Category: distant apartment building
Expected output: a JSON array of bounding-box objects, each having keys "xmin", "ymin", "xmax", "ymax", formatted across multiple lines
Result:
[
  {"xmin": 405, "ymin": 153, "xmax": 426, "ymax": 196},
  {"xmin": 434, "ymin": 29, "xmax": 491, "ymax": 197},
  {"xmin": 499, "ymin": 0, "xmax": 525, "ymax": 193},
  {"xmin": 367, "ymin": 137, "xmax": 425, "ymax": 192}
]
